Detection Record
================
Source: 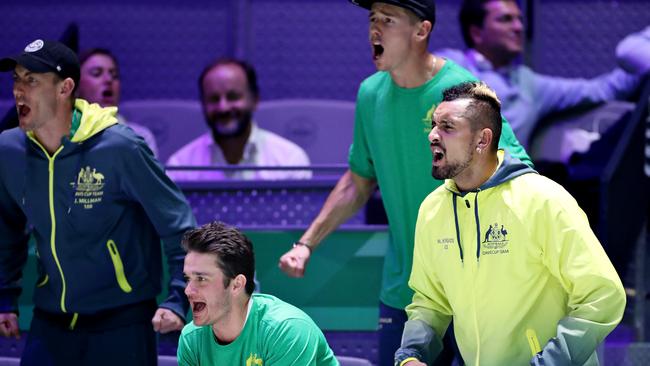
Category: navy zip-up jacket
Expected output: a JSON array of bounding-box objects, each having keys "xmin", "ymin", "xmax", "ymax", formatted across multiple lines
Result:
[{"xmin": 0, "ymin": 99, "xmax": 195, "ymax": 320}]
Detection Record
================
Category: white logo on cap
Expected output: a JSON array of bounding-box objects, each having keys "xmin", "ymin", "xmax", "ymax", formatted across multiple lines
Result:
[{"xmin": 24, "ymin": 39, "xmax": 44, "ymax": 53}]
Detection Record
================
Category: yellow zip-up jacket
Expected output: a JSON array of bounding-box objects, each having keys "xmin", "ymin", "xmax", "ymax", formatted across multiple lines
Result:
[{"xmin": 398, "ymin": 151, "xmax": 625, "ymax": 366}]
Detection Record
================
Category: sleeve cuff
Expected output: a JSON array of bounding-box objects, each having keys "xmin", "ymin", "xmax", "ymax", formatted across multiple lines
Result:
[{"xmin": 399, "ymin": 357, "xmax": 419, "ymax": 366}]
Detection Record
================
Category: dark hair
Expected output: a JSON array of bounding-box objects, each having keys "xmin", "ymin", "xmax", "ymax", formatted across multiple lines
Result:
[
  {"xmin": 78, "ymin": 48, "xmax": 119, "ymax": 70},
  {"xmin": 442, "ymin": 81, "xmax": 502, "ymax": 151},
  {"xmin": 182, "ymin": 221, "xmax": 256, "ymax": 295},
  {"xmin": 198, "ymin": 58, "xmax": 259, "ymax": 100},
  {"xmin": 459, "ymin": 0, "xmax": 518, "ymax": 48}
]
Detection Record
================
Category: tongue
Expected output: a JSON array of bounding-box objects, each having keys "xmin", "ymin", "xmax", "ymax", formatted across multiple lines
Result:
[
  {"xmin": 18, "ymin": 105, "xmax": 30, "ymax": 117},
  {"xmin": 194, "ymin": 302, "xmax": 206, "ymax": 312}
]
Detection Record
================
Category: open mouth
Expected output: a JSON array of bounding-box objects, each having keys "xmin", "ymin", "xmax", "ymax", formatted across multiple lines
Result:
[
  {"xmin": 102, "ymin": 89, "xmax": 114, "ymax": 98},
  {"xmin": 192, "ymin": 301, "xmax": 206, "ymax": 313},
  {"xmin": 372, "ymin": 43, "xmax": 384, "ymax": 60},
  {"xmin": 17, "ymin": 103, "xmax": 30, "ymax": 118},
  {"xmin": 432, "ymin": 146, "xmax": 445, "ymax": 163}
]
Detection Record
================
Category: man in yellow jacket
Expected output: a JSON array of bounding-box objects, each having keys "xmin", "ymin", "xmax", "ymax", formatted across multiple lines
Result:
[{"xmin": 395, "ymin": 81, "xmax": 625, "ymax": 366}]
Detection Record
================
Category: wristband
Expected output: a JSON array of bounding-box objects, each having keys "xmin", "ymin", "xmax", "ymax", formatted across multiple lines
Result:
[{"xmin": 292, "ymin": 241, "xmax": 312, "ymax": 254}]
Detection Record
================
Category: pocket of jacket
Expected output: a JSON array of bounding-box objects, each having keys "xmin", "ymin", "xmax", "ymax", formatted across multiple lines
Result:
[
  {"xmin": 107, "ymin": 240, "xmax": 133, "ymax": 293},
  {"xmin": 526, "ymin": 328, "xmax": 542, "ymax": 357}
]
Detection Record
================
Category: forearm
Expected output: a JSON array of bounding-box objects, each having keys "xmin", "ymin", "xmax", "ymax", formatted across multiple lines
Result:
[{"xmin": 300, "ymin": 169, "xmax": 376, "ymax": 249}]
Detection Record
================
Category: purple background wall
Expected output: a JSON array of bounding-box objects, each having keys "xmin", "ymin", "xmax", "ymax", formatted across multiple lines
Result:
[{"xmin": 0, "ymin": 0, "xmax": 648, "ymax": 101}]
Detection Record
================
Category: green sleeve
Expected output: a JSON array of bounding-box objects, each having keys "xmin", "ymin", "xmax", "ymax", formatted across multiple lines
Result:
[
  {"xmin": 535, "ymin": 189, "xmax": 625, "ymax": 364},
  {"xmin": 263, "ymin": 318, "xmax": 337, "ymax": 365},
  {"xmin": 498, "ymin": 115, "xmax": 533, "ymax": 167},
  {"xmin": 348, "ymin": 87, "xmax": 376, "ymax": 180},
  {"xmin": 177, "ymin": 330, "xmax": 199, "ymax": 366}
]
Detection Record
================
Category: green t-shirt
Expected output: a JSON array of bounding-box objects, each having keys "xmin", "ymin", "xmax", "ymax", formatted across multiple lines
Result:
[
  {"xmin": 349, "ymin": 59, "xmax": 531, "ymax": 309},
  {"xmin": 177, "ymin": 294, "xmax": 338, "ymax": 366}
]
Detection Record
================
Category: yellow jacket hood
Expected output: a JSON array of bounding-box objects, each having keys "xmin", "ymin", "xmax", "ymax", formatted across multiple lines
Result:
[{"xmin": 71, "ymin": 99, "xmax": 119, "ymax": 142}]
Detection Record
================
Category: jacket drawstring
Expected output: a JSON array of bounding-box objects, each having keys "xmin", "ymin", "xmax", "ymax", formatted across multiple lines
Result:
[
  {"xmin": 474, "ymin": 190, "xmax": 481, "ymax": 263},
  {"xmin": 452, "ymin": 194, "xmax": 464, "ymax": 264},
  {"xmin": 452, "ymin": 190, "xmax": 482, "ymax": 264}
]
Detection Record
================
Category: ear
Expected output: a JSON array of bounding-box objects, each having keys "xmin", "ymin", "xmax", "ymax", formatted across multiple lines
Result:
[
  {"xmin": 469, "ymin": 24, "xmax": 483, "ymax": 46},
  {"xmin": 231, "ymin": 274, "xmax": 247, "ymax": 294},
  {"xmin": 60, "ymin": 78, "xmax": 75, "ymax": 98},
  {"xmin": 476, "ymin": 128, "xmax": 493, "ymax": 153},
  {"xmin": 415, "ymin": 20, "xmax": 432, "ymax": 42}
]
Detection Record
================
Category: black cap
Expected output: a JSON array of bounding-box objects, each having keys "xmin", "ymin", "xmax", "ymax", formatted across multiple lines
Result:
[
  {"xmin": 349, "ymin": 0, "xmax": 436, "ymax": 23},
  {"xmin": 0, "ymin": 39, "xmax": 80, "ymax": 85}
]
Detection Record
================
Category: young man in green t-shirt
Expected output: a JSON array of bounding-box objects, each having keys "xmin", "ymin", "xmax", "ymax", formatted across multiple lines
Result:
[
  {"xmin": 178, "ymin": 221, "xmax": 338, "ymax": 366},
  {"xmin": 278, "ymin": 1, "xmax": 531, "ymax": 365}
]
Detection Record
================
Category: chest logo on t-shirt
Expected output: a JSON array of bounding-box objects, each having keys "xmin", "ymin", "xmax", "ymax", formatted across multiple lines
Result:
[
  {"xmin": 246, "ymin": 353, "xmax": 263, "ymax": 366},
  {"xmin": 70, "ymin": 166, "xmax": 105, "ymax": 209},
  {"xmin": 481, "ymin": 222, "xmax": 510, "ymax": 256},
  {"xmin": 422, "ymin": 103, "xmax": 437, "ymax": 133}
]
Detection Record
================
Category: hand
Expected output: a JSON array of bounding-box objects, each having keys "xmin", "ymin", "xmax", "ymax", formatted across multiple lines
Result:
[
  {"xmin": 403, "ymin": 361, "xmax": 426, "ymax": 366},
  {"xmin": 152, "ymin": 308, "xmax": 184, "ymax": 334},
  {"xmin": 0, "ymin": 313, "xmax": 19, "ymax": 339},
  {"xmin": 278, "ymin": 244, "xmax": 312, "ymax": 277}
]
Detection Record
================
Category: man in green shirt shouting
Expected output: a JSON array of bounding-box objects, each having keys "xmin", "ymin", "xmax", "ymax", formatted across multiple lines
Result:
[{"xmin": 178, "ymin": 221, "xmax": 338, "ymax": 366}]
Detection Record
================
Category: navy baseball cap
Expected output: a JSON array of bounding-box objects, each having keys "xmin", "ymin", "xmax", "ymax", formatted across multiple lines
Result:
[
  {"xmin": 349, "ymin": 0, "xmax": 436, "ymax": 23},
  {"xmin": 0, "ymin": 39, "xmax": 80, "ymax": 84}
]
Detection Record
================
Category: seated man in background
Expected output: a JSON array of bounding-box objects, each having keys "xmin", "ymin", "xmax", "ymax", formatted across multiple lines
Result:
[
  {"xmin": 437, "ymin": 0, "xmax": 649, "ymax": 149},
  {"xmin": 178, "ymin": 221, "xmax": 337, "ymax": 365},
  {"xmin": 167, "ymin": 59, "xmax": 311, "ymax": 180},
  {"xmin": 78, "ymin": 48, "xmax": 159, "ymax": 156}
]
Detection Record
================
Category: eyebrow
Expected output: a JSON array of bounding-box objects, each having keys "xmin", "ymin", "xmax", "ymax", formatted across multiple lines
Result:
[
  {"xmin": 369, "ymin": 9, "xmax": 396, "ymax": 18},
  {"xmin": 184, "ymin": 271, "xmax": 212, "ymax": 277}
]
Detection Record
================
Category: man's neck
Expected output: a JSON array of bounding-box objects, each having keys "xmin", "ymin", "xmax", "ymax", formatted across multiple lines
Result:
[
  {"xmin": 212, "ymin": 124, "xmax": 253, "ymax": 165},
  {"xmin": 212, "ymin": 296, "xmax": 251, "ymax": 344},
  {"xmin": 34, "ymin": 106, "xmax": 74, "ymax": 155},
  {"xmin": 454, "ymin": 153, "xmax": 499, "ymax": 192},
  {"xmin": 214, "ymin": 124, "xmax": 253, "ymax": 165},
  {"xmin": 390, "ymin": 51, "xmax": 442, "ymax": 88},
  {"xmin": 474, "ymin": 47, "xmax": 515, "ymax": 69}
]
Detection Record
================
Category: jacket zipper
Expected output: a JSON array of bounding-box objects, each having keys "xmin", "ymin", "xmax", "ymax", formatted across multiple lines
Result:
[{"xmin": 30, "ymin": 137, "xmax": 69, "ymax": 313}]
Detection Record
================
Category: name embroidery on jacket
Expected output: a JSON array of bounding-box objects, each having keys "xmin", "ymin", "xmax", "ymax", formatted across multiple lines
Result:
[{"xmin": 71, "ymin": 166, "xmax": 105, "ymax": 209}]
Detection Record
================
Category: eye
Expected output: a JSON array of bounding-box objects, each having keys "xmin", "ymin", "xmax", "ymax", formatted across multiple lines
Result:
[
  {"xmin": 226, "ymin": 92, "xmax": 242, "ymax": 102},
  {"xmin": 383, "ymin": 16, "xmax": 393, "ymax": 24},
  {"xmin": 89, "ymin": 68, "xmax": 103, "ymax": 78}
]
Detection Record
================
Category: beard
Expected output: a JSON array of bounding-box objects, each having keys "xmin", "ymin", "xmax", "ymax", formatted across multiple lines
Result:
[
  {"xmin": 208, "ymin": 110, "xmax": 253, "ymax": 138},
  {"xmin": 431, "ymin": 144, "xmax": 475, "ymax": 180}
]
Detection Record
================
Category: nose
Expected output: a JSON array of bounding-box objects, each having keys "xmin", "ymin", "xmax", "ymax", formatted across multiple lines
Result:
[
  {"xmin": 101, "ymin": 72, "xmax": 114, "ymax": 84},
  {"xmin": 429, "ymin": 125, "xmax": 440, "ymax": 143},
  {"xmin": 184, "ymin": 283, "xmax": 196, "ymax": 297},
  {"xmin": 512, "ymin": 18, "xmax": 524, "ymax": 32},
  {"xmin": 217, "ymin": 97, "xmax": 231, "ymax": 112},
  {"xmin": 13, "ymin": 83, "xmax": 23, "ymax": 100}
]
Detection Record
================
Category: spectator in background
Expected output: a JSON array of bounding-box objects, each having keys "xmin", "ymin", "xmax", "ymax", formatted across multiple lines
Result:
[
  {"xmin": 78, "ymin": 48, "xmax": 159, "ymax": 156},
  {"xmin": 166, "ymin": 58, "xmax": 311, "ymax": 180},
  {"xmin": 437, "ymin": 0, "xmax": 649, "ymax": 149},
  {"xmin": 178, "ymin": 221, "xmax": 337, "ymax": 365}
]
